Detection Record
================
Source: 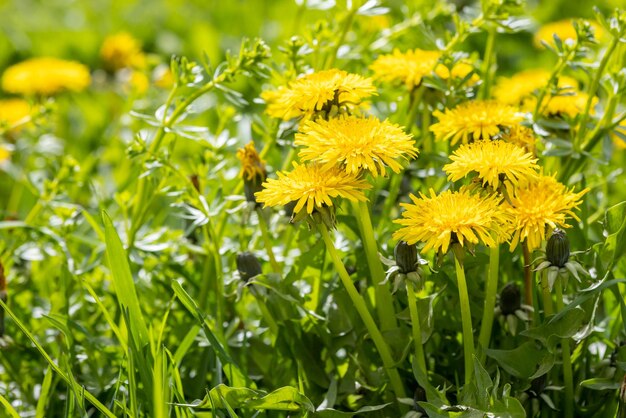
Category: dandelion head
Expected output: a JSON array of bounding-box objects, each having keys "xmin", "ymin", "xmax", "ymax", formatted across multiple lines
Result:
[
  {"xmin": 534, "ymin": 19, "xmax": 605, "ymax": 49},
  {"xmin": 255, "ymin": 162, "xmax": 371, "ymax": 214},
  {"xmin": 370, "ymin": 49, "xmax": 441, "ymax": 90},
  {"xmin": 525, "ymin": 91, "xmax": 596, "ymax": 118},
  {"xmin": 295, "ymin": 115, "xmax": 417, "ymax": 177},
  {"xmin": 430, "ymin": 100, "xmax": 522, "ymax": 146},
  {"xmin": 506, "ymin": 174, "xmax": 588, "ymax": 251},
  {"xmin": 2, "ymin": 57, "xmax": 91, "ymax": 96},
  {"xmin": 237, "ymin": 142, "xmax": 266, "ymax": 182},
  {"xmin": 393, "ymin": 189, "xmax": 511, "ymax": 255},
  {"xmin": 501, "ymin": 125, "xmax": 537, "ymax": 154},
  {"xmin": 260, "ymin": 69, "xmax": 376, "ymax": 121},
  {"xmin": 444, "ymin": 140, "xmax": 539, "ymax": 189},
  {"xmin": 0, "ymin": 98, "xmax": 31, "ymax": 128}
]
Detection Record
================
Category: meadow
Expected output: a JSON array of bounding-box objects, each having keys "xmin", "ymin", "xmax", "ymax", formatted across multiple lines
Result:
[{"xmin": 1, "ymin": 0, "xmax": 626, "ymax": 417}]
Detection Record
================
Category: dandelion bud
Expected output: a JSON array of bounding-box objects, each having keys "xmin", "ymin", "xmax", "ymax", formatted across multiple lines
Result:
[
  {"xmin": 236, "ymin": 252, "xmax": 262, "ymax": 282},
  {"xmin": 546, "ymin": 229, "xmax": 570, "ymax": 268},
  {"xmin": 499, "ymin": 283, "xmax": 521, "ymax": 316},
  {"xmin": 236, "ymin": 142, "xmax": 266, "ymax": 205},
  {"xmin": 394, "ymin": 241, "xmax": 418, "ymax": 274}
]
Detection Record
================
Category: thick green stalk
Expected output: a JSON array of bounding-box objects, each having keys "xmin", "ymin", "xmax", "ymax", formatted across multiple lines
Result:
[
  {"xmin": 256, "ymin": 208, "xmax": 281, "ymax": 273},
  {"xmin": 319, "ymin": 224, "xmax": 407, "ymax": 401},
  {"xmin": 541, "ymin": 271, "xmax": 554, "ymax": 317},
  {"xmin": 555, "ymin": 278, "xmax": 574, "ymax": 418},
  {"xmin": 406, "ymin": 281, "xmax": 427, "ymax": 375},
  {"xmin": 355, "ymin": 201, "xmax": 397, "ymax": 331},
  {"xmin": 453, "ymin": 248, "xmax": 475, "ymax": 386},
  {"xmin": 522, "ymin": 242, "xmax": 533, "ymax": 307},
  {"xmin": 478, "ymin": 245, "xmax": 499, "ymax": 359}
]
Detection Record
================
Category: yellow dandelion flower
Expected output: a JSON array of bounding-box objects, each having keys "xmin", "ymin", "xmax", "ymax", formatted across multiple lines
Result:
[
  {"xmin": 506, "ymin": 174, "xmax": 588, "ymax": 251},
  {"xmin": 153, "ymin": 65, "xmax": 174, "ymax": 89},
  {"xmin": 100, "ymin": 32, "xmax": 146, "ymax": 71},
  {"xmin": 493, "ymin": 69, "xmax": 578, "ymax": 106},
  {"xmin": 612, "ymin": 120, "xmax": 626, "ymax": 150},
  {"xmin": 534, "ymin": 19, "xmax": 605, "ymax": 48},
  {"xmin": 393, "ymin": 188, "xmax": 511, "ymax": 254},
  {"xmin": 370, "ymin": 49, "xmax": 478, "ymax": 90},
  {"xmin": 444, "ymin": 140, "xmax": 539, "ymax": 189},
  {"xmin": 260, "ymin": 69, "xmax": 376, "ymax": 121},
  {"xmin": 430, "ymin": 100, "xmax": 522, "ymax": 146},
  {"xmin": 255, "ymin": 162, "xmax": 371, "ymax": 214},
  {"xmin": 237, "ymin": 142, "xmax": 266, "ymax": 181},
  {"xmin": 370, "ymin": 49, "xmax": 440, "ymax": 90},
  {"xmin": 0, "ymin": 98, "xmax": 31, "ymax": 127},
  {"xmin": 121, "ymin": 70, "xmax": 149, "ymax": 95},
  {"xmin": 295, "ymin": 115, "xmax": 417, "ymax": 177},
  {"xmin": 501, "ymin": 125, "xmax": 537, "ymax": 154},
  {"xmin": 2, "ymin": 57, "xmax": 91, "ymax": 96},
  {"xmin": 525, "ymin": 91, "xmax": 596, "ymax": 118}
]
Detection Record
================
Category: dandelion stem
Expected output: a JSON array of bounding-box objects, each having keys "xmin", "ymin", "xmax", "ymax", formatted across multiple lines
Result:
[
  {"xmin": 555, "ymin": 277, "xmax": 574, "ymax": 418},
  {"xmin": 522, "ymin": 242, "xmax": 533, "ymax": 307},
  {"xmin": 406, "ymin": 281, "xmax": 427, "ymax": 377},
  {"xmin": 453, "ymin": 246, "xmax": 475, "ymax": 386},
  {"xmin": 256, "ymin": 208, "xmax": 281, "ymax": 274},
  {"xmin": 478, "ymin": 245, "xmax": 499, "ymax": 359},
  {"xmin": 354, "ymin": 201, "xmax": 398, "ymax": 332},
  {"xmin": 541, "ymin": 270, "xmax": 554, "ymax": 317},
  {"xmin": 319, "ymin": 224, "xmax": 407, "ymax": 401}
]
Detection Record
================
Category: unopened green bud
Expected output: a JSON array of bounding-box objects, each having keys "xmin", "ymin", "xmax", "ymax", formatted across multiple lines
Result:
[
  {"xmin": 236, "ymin": 252, "xmax": 262, "ymax": 282},
  {"xmin": 499, "ymin": 282, "xmax": 521, "ymax": 316},
  {"xmin": 546, "ymin": 229, "xmax": 570, "ymax": 267},
  {"xmin": 394, "ymin": 241, "xmax": 418, "ymax": 274}
]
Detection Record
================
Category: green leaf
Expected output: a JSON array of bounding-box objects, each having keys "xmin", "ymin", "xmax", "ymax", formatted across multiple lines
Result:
[
  {"xmin": 176, "ymin": 385, "xmax": 313, "ymax": 413},
  {"xmin": 315, "ymin": 403, "xmax": 392, "ymax": 417},
  {"xmin": 102, "ymin": 211, "xmax": 150, "ymax": 350},
  {"xmin": 580, "ymin": 378, "xmax": 621, "ymax": 391},
  {"xmin": 486, "ymin": 342, "xmax": 554, "ymax": 379},
  {"xmin": 247, "ymin": 387, "xmax": 314, "ymax": 412},
  {"xmin": 521, "ymin": 307, "xmax": 585, "ymax": 348}
]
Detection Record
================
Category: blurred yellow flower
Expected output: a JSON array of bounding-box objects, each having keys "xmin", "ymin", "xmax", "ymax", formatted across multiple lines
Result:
[
  {"xmin": 525, "ymin": 91, "xmax": 596, "ymax": 118},
  {"xmin": 255, "ymin": 162, "xmax": 371, "ymax": 214},
  {"xmin": 506, "ymin": 174, "xmax": 588, "ymax": 251},
  {"xmin": 0, "ymin": 146, "xmax": 10, "ymax": 163},
  {"xmin": 237, "ymin": 142, "xmax": 266, "ymax": 181},
  {"xmin": 444, "ymin": 140, "xmax": 539, "ymax": 189},
  {"xmin": 2, "ymin": 57, "xmax": 91, "ymax": 96},
  {"xmin": 121, "ymin": 70, "xmax": 149, "ymax": 95},
  {"xmin": 370, "ymin": 49, "xmax": 478, "ymax": 90},
  {"xmin": 0, "ymin": 98, "xmax": 31, "ymax": 127},
  {"xmin": 501, "ymin": 125, "xmax": 537, "ymax": 154},
  {"xmin": 493, "ymin": 69, "xmax": 578, "ymax": 106},
  {"xmin": 534, "ymin": 19, "xmax": 605, "ymax": 48},
  {"xmin": 393, "ymin": 188, "xmax": 511, "ymax": 254},
  {"xmin": 430, "ymin": 100, "xmax": 522, "ymax": 146},
  {"xmin": 100, "ymin": 32, "xmax": 146, "ymax": 71},
  {"xmin": 153, "ymin": 65, "xmax": 174, "ymax": 89},
  {"xmin": 261, "ymin": 69, "xmax": 376, "ymax": 121},
  {"xmin": 295, "ymin": 115, "xmax": 417, "ymax": 177}
]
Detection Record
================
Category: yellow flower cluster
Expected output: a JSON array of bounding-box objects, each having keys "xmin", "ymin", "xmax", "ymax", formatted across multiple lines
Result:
[
  {"xmin": 256, "ymin": 68, "xmax": 418, "ymax": 217},
  {"xmin": 261, "ymin": 69, "xmax": 376, "ymax": 121},
  {"xmin": 370, "ymin": 49, "xmax": 478, "ymax": 90},
  {"xmin": 430, "ymin": 100, "xmax": 522, "ymax": 145},
  {"xmin": 2, "ymin": 57, "xmax": 91, "ymax": 96}
]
